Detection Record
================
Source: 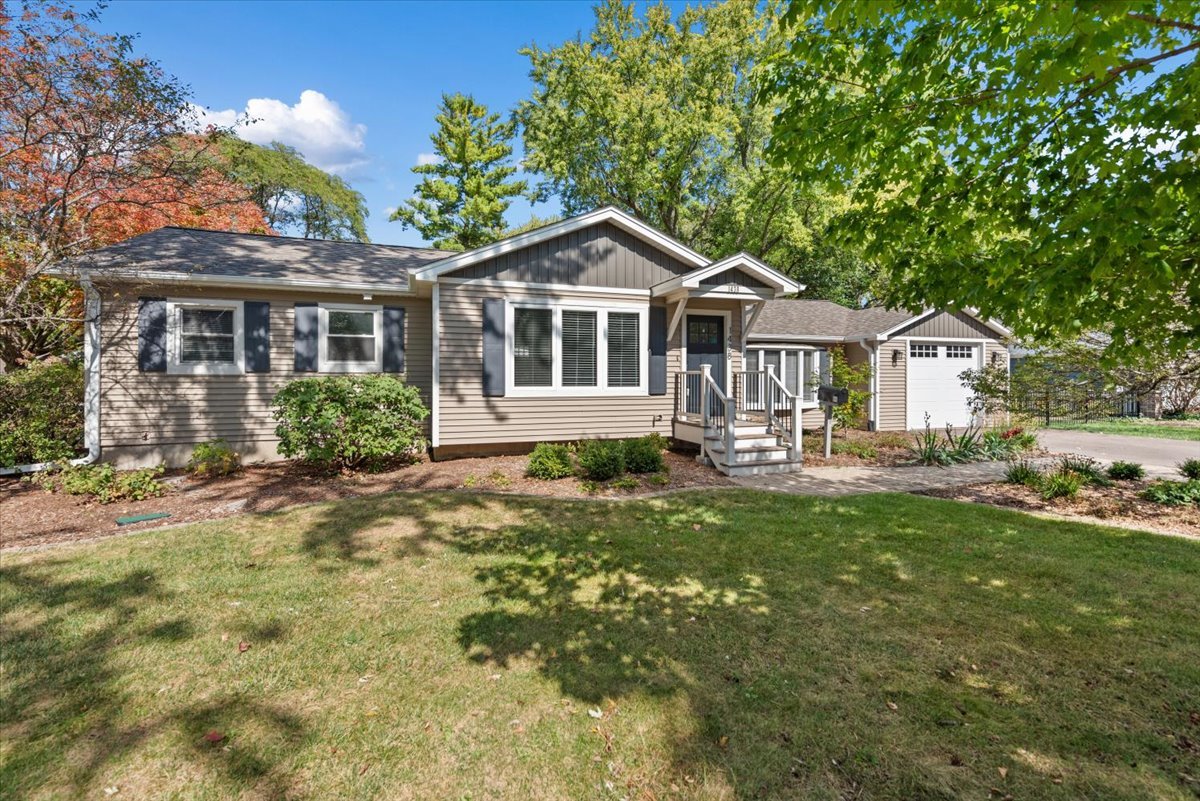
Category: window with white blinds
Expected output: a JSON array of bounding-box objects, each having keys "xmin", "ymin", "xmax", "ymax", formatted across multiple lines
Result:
[
  {"xmin": 514, "ymin": 307, "xmax": 553, "ymax": 387},
  {"xmin": 561, "ymin": 310, "xmax": 597, "ymax": 387},
  {"xmin": 606, "ymin": 312, "xmax": 640, "ymax": 388},
  {"xmin": 507, "ymin": 303, "xmax": 646, "ymax": 395},
  {"xmin": 166, "ymin": 299, "xmax": 245, "ymax": 375}
]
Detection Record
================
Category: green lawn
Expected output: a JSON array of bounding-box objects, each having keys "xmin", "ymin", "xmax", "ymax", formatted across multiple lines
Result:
[
  {"xmin": 1047, "ymin": 418, "xmax": 1200, "ymax": 441},
  {"xmin": 3, "ymin": 491, "xmax": 1199, "ymax": 800}
]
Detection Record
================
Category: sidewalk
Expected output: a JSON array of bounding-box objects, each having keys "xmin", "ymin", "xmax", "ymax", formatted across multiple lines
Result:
[{"xmin": 732, "ymin": 459, "xmax": 1041, "ymax": 496}]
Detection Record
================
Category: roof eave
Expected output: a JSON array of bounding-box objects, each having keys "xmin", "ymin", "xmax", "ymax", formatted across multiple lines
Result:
[{"xmin": 47, "ymin": 265, "xmax": 413, "ymax": 296}]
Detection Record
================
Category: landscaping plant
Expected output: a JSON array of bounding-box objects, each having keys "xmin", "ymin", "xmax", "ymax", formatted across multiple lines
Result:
[
  {"xmin": 1179, "ymin": 458, "xmax": 1200, "ymax": 480},
  {"xmin": 622, "ymin": 435, "xmax": 665, "ymax": 474},
  {"xmin": 1142, "ymin": 480, "xmax": 1200, "ymax": 507},
  {"xmin": 0, "ymin": 360, "xmax": 84, "ymax": 467},
  {"xmin": 526, "ymin": 443, "xmax": 574, "ymax": 480},
  {"xmin": 1057, "ymin": 455, "xmax": 1109, "ymax": 486},
  {"xmin": 576, "ymin": 439, "xmax": 625, "ymax": 481},
  {"xmin": 1106, "ymin": 461, "xmax": 1145, "ymax": 481},
  {"xmin": 36, "ymin": 463, "xmax": 166, "ymax": 504},
  {"xmin": 944, "ymin": 424, "xmax": 983, "ymax": 463},
  {"xmin": 1004, "ymin": 460, "xmax": 1043, "ymax": 489},
  {"xmin": 271, "ymin": 375, "xmax": 428, "ymax": 471},
  {"xmin": 831, "ymin": 439, "xmax": 877, "ymax": 459},
  {"xmin": 187, "ymin": 439, "xmax": 241, "ymax": 478},
  {"xmin": 1040, "ymin": 469, "xmax": 1084, "ymax": 501}
]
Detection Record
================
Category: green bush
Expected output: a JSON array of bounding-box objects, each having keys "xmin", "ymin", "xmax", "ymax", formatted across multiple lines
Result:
[
  {"xmin": 1005, "ymin": 460, "xmax": 1043, "ymax": 488},
  {"xmin": 39, "ymin": 463, "xmax": 166, "ymax": 504},
  {"xmin": 577, "ymin": 439, "xmax": 626, "ymax": 481},
  {"xmin": 526, "ymin": 442, "xmax": 574, "ymax": 480},
  {"xmin": 1040, "ymin": 470, "xmax": 1083, "ymax": 500},
  {"xmin": 831, "ymin": 439, "xmax": 878, "ymax": 459},
  {"xmin": 1142, "ymin": 479, "xmax": 1200, "ymax": 506},
  {"xmin": 623, "ymin": 435, "xmax": 665, "ymax": 473},
  {"xmin": 0, "ymin": 360, "xmax": 84, "ymax": 467},
  {"xmin": 1058, "ymin": 455, "xmax": 1109, "ymax": 485},
  {"xmin": 187, "ymin": 439, "xmax": 241, "ymax": 478},
  {"xmin": 271, "ymin": 375, "xmax": 429, "ymax": 470},
  {"xmin": 1106, "ymin": 461, "xmax": 1145, "ymax": 481},
  {"xmin": 1178, "ymin": 459, "xmax": 1200, "ymax": 480}
]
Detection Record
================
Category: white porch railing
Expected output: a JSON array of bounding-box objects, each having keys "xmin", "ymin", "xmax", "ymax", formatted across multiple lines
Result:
[{"xmin": 764, "ymin": 366, "xmax": 802, "ymax": 463}]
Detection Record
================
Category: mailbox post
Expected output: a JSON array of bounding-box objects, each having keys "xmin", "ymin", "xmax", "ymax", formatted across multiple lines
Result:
[{"xmin": 817, "ymin": 385, "xmax": 850, "ymax": 459}]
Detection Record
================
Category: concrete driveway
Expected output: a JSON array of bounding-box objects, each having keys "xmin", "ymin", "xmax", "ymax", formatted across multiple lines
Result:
[{"xmin": 1038, "ymin": 429, "xmax": 1199, "ymax": 479}]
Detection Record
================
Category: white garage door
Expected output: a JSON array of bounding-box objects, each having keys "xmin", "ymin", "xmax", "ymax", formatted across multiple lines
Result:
[{"xmin": 906, "ymin": 342, "xmax": 978, "ymax": 429}]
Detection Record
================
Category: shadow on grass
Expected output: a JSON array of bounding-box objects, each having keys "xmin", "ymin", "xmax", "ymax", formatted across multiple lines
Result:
[
  {"xmin": 0, "ymin": 562, "xmax": 306, "ymax": 800},
  {"xmin": 293, "ymin": 488, "xmax": 1200, "ymax": 800}
]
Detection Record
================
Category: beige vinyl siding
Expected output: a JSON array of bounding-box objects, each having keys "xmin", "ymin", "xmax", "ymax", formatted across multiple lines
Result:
[
  {"xmin": 876, "ymin": 341, "xmax": 907, "ymax": 431},
  {"xmin": 97, "ymin": 283, "xmax": 431, "ymax": 467},
  {"xmin": 984, "ymin": 341, "xmax": 1011, "ymax": 427},
  {"xmin": 437, "ymin": 283, "xmax": 741, "ymax": 448}
]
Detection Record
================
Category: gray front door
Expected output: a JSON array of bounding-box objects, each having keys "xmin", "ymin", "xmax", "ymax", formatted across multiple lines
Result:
[{"xmin": 686, "ymin": 315, "xmax": 726, "ymax": 392}]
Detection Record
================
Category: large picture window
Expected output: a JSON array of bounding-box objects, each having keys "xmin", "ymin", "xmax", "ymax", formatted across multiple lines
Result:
[
  {"xmin": 506, "ymin": 302, "xmax": 647, "ymax": 395},
  {"xmin": 166, "ymin": 300, "xmax": 244, "ymax": 375},
  {"xmin": 319, "ymin": 304, "xmax": 382, "ymax": 372}
]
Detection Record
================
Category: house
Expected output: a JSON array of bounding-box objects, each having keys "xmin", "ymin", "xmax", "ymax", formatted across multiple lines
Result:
[
  {"xmin": 744, "ymin": 299, "xmax": 1011, "ymax": 431},
  {"xmin": 54, "ymin": 207, "xmax": 810, "ymax": 476}
]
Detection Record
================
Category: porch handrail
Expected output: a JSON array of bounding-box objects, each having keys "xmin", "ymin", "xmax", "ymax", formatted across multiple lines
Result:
[
  {"xmin": 765, "ymin": 367, "xmax": 802, "ymax": 463},
  {"xmin": 699, "ymin": 364, "xmax": 736, "ymax": 466}
]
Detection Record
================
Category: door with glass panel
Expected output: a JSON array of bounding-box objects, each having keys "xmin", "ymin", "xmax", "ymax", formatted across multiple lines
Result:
[{"xmin": 685, "ymin": 315, "xmax": 725, "ymax": 414}]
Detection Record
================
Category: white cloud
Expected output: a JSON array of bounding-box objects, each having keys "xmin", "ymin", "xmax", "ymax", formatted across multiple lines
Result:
[
  {"xmin": 416, "ymin": 152, "xmax": 442, "ymax": 167},
  {"xmin": 191, "ymin": 90, "xmax": 368, "ymax": 176}
]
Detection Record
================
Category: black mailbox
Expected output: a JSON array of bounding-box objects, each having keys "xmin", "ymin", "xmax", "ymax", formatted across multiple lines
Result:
[{"xmin": 817, "ymin": 385, "xmax": 849, "ymax": 406}]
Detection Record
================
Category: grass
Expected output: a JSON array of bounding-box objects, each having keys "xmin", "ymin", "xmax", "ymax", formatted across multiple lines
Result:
[
  {"xmin": 3, "ymin": 491, "xmax": 1200, "ymax": 800},
  {"xmin": 1047, "ymin": 418, "xmax": 1200, "ymax": 441}
]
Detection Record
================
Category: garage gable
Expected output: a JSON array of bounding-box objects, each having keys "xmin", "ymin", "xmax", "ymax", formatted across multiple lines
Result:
[{"xmin": 890, "ymin": 310, "xmax": 1002, "ymax": 340}]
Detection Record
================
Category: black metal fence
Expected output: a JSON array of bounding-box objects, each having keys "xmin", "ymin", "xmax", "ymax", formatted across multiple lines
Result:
[{"xmin": 1012, "ymin": 380, "xmax": 1141, "ymax": 424}]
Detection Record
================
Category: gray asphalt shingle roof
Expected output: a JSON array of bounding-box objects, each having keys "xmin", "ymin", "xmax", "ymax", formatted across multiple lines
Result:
[
  {"xmin": 68, "ymin": 227, "xmax": 455, "ymax": 289},
  {"xmin": 749, "ymin": 299, "xmax": 915, "ymax": 340}
]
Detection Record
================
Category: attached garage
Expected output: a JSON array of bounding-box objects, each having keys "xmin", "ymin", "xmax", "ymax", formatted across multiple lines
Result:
[
  {"xmin": 905, "ymin": 341, "xmax": 981, "ymax": 429},
  {"xmin": 745, "ymin": 300, "xmax": 1011, "ymax": 432}
]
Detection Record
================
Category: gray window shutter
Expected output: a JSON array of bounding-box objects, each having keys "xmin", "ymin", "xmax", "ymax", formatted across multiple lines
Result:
[
  {"xmin": 648, "ymin": 305, "xmax": 667, "ymax": 395},
  {"xmin": 137, "ymin": 297, "xmax": 167, "ymax": 372},
  {"xmin": 294, "ymin": 303, "xmax": 319, "ymax": 372},
  {"xmin": 244, "ymin": 301, "xmax": 270, "ymax": 373},
  {"xmin": 382, "ymin": 306, "xmax": 406, "ymax": 373},
  {"xmin": 482, "ymin": 298, "xmax": 505, "ymax": 397}
]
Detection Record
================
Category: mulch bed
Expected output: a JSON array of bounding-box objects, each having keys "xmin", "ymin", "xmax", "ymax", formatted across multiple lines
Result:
[
  {"xmin": 925, "ymin": 480, "xmax": 1200, "ymax": 538},
  {"xmin": 1, "ymin": 449, "xmax": 733, "ymax": 551},
  {"xmin": 798, "ymin": 428, "xmax": 916, "ymax": 468}
]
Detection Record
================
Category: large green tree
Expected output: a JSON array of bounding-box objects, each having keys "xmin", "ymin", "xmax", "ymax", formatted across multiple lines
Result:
[
  {"xmin": 517, "ymin": 0, "xmax": 876, "ymax": 305},
  {"xmin": 216, "ymin": 138, "xmax": 368, "ymax": 241},
  {"xmin": 763, "ymin": 1, "xmax": 1200, "ymax": 358},
  {"xmin": 391, "ymin": 93, "xmax": 527, "ymax": 251}
]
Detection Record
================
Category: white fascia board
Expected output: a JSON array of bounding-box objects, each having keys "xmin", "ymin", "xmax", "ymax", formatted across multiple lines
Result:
[
  {"xmin": 46, "ymin": 266, "xmax": 412, "ymax": 296},
  {"xmin": 746, "ymin": 333, "xmax": 848, "ymax": 343},
  {"xmin": 650, "ymin": 252, "xmax": 802, "ymax": 297},
  {"xmin": 410, "ymin": 206, "xmax": 710, "ymax": 282}
]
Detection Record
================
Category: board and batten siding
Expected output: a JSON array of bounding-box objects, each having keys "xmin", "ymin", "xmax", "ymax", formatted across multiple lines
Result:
[
  {"xmin": 448, "ymin": 222, "xmax": 692, "ymax": 287},
  {"xmin": 436, "ymin": 282, "xmax": 743, "ymax": 450},
  {"xmin": 892, "ymin": 310, "xmax": 997, "ymax": 339},
  {"xmin": 96, "ymin": 284, "xmax": 432, "ymax": 468}
]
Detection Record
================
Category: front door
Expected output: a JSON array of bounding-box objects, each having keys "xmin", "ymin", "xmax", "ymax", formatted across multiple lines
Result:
[{"xmin": 686, "ymin": 315, "xmax": 726, "ymax": 392}]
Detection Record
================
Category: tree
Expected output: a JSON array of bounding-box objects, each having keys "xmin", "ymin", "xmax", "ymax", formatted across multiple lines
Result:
[
  {"xmin": 762, "ymin": 1, "xmax": 1200, "ymax": 360},
  {"xmin": 0, "ymin": 2, "xmax": 267, "ymax": 369},
  {"xmin": 216, "ymin": 137, "xmax": 369, "ymax": 241},
  {"xmin": 517, "ymin": 0, "xmax": 877, "ymax": 304},
  {"xmin": 391, "ymin": 93, "xmax": 527, "ymax": 250}
]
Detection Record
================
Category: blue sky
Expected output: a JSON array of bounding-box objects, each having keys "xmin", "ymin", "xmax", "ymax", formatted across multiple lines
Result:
[{"xmin": 93, "ymin": 1, "xmax": 624, "ymax": 247}]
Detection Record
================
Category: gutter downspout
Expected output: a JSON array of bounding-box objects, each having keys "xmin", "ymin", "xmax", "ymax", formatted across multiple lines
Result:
[{"xmin": 0, "ymin": 274, "xmax": 101, "ymax": 475}]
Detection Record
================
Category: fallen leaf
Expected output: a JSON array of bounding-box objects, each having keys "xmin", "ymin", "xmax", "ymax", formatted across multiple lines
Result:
[
  {"xmin": 998, "ymin": 767, "xmax": 1008, "ymax": 779},
  {"xmin": 237, "ymin": 641, "xmax": 250, "ymax": 653},
  {"xmin": 886, "ymin": 702, "xmax": 898, "ymax": 712},
  {"xmin": 103, "ymin": 787, "xmax": 119, "ymax": 796},
  {"xmin": 203, "ymin": 730, "xmax": 225, "ymax": 744},
  {"xmin": 220, "ymin": 633, "xmax": 229, "ymax": 643},
  {"xmin": 717, "ymin": 735, "xmax": 729, "ymax": 749},
  {"xmin": 359, "ymin": 764, "xmax": 369, "ymax": 776},
  {"xmin": 588, "ymin": 708, "xmax": 603, "ymax": 719},
  {"xmin": 692, "ymin": 524, "xmax": 702, "ymax": 531}
]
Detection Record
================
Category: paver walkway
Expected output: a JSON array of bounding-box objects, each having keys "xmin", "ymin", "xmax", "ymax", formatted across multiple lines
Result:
[{"xmin": 733, "ymin": 459, "xmax": 1044, "ymax": 496}]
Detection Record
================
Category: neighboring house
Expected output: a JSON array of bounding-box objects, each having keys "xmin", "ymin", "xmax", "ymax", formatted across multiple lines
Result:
[
  {"xmin": 52, "ymin": 207, "xmax": 808, "ymax": 476},
  {"xmin": 744, "ymin": 300, "xmax": 1011, "ymax": 431}
]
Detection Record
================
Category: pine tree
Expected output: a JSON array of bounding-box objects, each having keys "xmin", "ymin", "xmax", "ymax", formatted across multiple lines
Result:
[{"xmin": 391, "ymin": 93, "xmax": 527, "ymax": 251}]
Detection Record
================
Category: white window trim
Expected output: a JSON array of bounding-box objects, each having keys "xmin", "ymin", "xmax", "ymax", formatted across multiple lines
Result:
[
  {"xmin": 504, "ymin": 298, "xmax": 649, "ymax": 397},
  {"xmin": 166, "ymin": 298, "xmax": 244, "ymax": 376},
  {"xmin": 318, "ymin": 303, "xmax": 383, "ymax": 374},
  {"xmin": 741, "ymin": 345, "xmax": 825, "ymax": 409}
]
